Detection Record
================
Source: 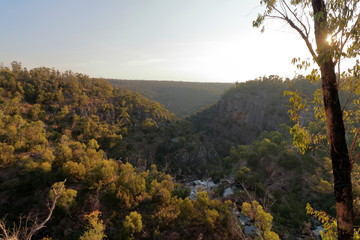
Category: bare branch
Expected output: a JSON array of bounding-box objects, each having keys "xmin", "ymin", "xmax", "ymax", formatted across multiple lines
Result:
[
  {"xmin": 282, "ymin": 1, "xmax": 311, "ymax": 38},
  {"xmin": 25, "ymin": 183, "xmax": 64, "ymax": 240},
  {"xmin": 284, "ymin": 16, "xmax": 318, "ymax": 61},
  {"xmin": 264, "ymin": 3, "xmax": 318, "ymax": 62},
  {"xmin": 0, "ymin": 218, "xmax": 21, "ymax": 240},
  {"xmin": 339, "ymin": 14, "xmax": 360, "ymax": 54},
  {"xmin": 0, "ymin": 220, "xmax": 10, "ymax": 239}
]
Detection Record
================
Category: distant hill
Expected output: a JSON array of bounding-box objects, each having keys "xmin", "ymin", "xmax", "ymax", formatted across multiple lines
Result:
[{"xmin": 107, "ymin": 79, "xmax": 234, "ymax": 118}]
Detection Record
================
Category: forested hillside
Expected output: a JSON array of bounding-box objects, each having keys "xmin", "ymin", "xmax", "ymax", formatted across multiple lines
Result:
[
  {"xmin": 186, "ymin": 75, "xmax": 360, "ymax": 238},
  {"xmin": 1, "ymin": 63, "xmax": 359, "ymax": 240},
  {"xmin": 107, "ymin": 79, "xmax": 233, "ymax": 118},
  {"xmin": 0, "ymin": 63, "xmax": 243, "ymax": 240}
]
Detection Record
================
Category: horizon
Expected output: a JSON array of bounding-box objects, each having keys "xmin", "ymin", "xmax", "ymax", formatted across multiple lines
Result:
[{"xmin": 1, "ymin": 60, "xmax": 308, "ymax": 84}]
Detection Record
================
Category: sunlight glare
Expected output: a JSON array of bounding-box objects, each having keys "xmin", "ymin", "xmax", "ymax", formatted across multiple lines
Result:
[{"xmin": 326, "ymin": 35, "xmax": 332, "ymax": 45}]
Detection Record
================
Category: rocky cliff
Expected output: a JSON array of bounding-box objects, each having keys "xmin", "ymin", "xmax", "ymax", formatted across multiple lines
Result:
[
  {"xmin": 190, "ymin": 76, "xmax": 317, "ymax": 156},
  {"xmin": 218, "ymin": 89, "xmax": 289, "ymax": 132}
]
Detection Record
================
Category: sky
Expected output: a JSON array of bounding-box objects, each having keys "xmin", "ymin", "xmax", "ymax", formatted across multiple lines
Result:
[{"xmin": 0, "ymin": 0, "xmax": 311, "ymax": 82}]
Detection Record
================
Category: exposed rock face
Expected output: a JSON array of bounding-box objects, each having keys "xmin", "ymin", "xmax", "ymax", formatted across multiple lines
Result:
[
  {"xmin": 190, "ymin": 78, "xmax": 292, "ymax": 155},
  {"xmin": 218, "ymin": 89, "xmax": 289, "ymax": 134}
]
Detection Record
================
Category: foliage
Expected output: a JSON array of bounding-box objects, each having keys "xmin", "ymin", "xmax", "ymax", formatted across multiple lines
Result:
[
  {"xmin": 241, "ymin": 200, "xmax": 280, "ymax": 240},
  {"xmin": 122, "ymin": 211, "xmax": 143, "ymax": 240},
  {"xmin": 0, "ymin": 143, "xmax": 15, "ymax": 167},
  {"xmin": 0, "ymin": 62, "xmax": 349, "ymax": 239},
  {"xmin": 80, "ymin": 211, "xmax": 106, "ymax": 240},
  {"xmin": 305, "ymin": 203, "xmax": 360, "ymax": 240},
  {"xmin": 49, "ymin": 181, "xmax": 77, "ymax": 212},
  {"xmin": 228, "ymin": 129, "xmax": 321, "ymax": 236},
  {"xmin": 0, "ymin": 60, "xmax": 244, "ymax": 239}
]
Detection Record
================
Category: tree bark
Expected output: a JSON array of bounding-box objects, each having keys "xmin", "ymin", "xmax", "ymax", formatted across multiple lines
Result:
[
  {"xmin": 320, "ymin": 59, "xmax": 354, "ymax": 240},
  {"xmin": 312, "ymin": 0, "xmax": 354, "ymax": 239}
]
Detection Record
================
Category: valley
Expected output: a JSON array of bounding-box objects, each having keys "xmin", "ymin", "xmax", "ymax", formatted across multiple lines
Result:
[
  {"xmin": 0, "ymin": 63, "xmax": 359, "ymax": 240},
  {"xmin": 107, "ymin": 79, "xmax": 233, "ymax": 118}
]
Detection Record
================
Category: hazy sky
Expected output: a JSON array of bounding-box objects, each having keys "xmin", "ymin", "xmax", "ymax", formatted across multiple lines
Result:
[{"xmin": 1, "ymin": 0, "xmax": 310, "ymax": 82}]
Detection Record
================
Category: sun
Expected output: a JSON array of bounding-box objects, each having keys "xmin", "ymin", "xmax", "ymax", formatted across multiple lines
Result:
[{"xmin": 326, "ymin": 35, "xmax": 332, "ymax": 45}]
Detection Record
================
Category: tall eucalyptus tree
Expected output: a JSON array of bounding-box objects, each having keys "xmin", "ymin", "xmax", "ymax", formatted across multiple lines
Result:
[{"xmin": 254, "ymin": 0, "xmax": 360, "ymax": 239}]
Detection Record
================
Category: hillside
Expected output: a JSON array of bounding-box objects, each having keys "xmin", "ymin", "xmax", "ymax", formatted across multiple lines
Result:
[
  {"xmin": 0, "ymin": 62, "xmax": 262, "ymax": 240},
  {"xmin": 0, "ymin": 63, "xmax": 246, "ymax": 240},
  {"xmin": 1, "ymin": 63, "xmax": 358, "ymax": 240},
  {"xmin": 107, "ymin": 79, "xmax": 233, "ymax": 118},
  {"xmin": 189, "ymin": 75, "xmax": 319, "ymax": 156}
]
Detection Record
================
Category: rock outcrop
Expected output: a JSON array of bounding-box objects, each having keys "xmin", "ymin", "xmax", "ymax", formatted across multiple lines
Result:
[{"xmin": 190, "ymin": 77, "xmax": 308, "ymax": 155}]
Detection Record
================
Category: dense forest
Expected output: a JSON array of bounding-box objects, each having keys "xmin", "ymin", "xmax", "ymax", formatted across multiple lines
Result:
[
  {"xmin": 0, "ymin": 63, "xmax": 359, "ymax": 240},
  {"xmin": 107, "ymin": 79, "xmax": 233, "ymax": 118},
  {"xmin": 0, "ymin": 63, "xmax": 243, "ymax": 240}
]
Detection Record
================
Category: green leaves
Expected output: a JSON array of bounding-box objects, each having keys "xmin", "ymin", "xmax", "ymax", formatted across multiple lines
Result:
[
  {"xmin": 306, "ymin": 69, "xmax": 321, "ymax": 82},
  {"xmin": 289, "ymin": 124, "xmax": 311, "ymax": 154},
  {"xmin": 306, "ymin": 203, "xmax": 338, "ymax": 239},
  {"xmin": 49, "ymin": 181, "xmax": 78, "ymax": 212},
  {"xmin": 284, "ymin": 90, "xmax": 307, "ymax": 122},
  {"xmin": 241, "ymin": 200, "xmax": 280, "ymax": 240},
  {"xmin": 123, "ymin": 211, "xmax": 143, "ymax": 240},
  {"xmin": 80, "ymin": 211, "xmax": 106, "ymax": 240},
  {"xmin": 291, "ymin": 57, "xmax": 311, "ymax": 71}
]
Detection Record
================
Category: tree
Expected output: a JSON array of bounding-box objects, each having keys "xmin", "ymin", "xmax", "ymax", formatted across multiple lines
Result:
[
  {"xmin": 254, "ymin": 1, "xmax": 360, "ymax": 239},
  {"xmin": 241, "ymin": 200, "xmax": 280, "ymax": 240},
  {"xmin": 122, "ymin": 211, "xmax": 142, "ymax": 240},
  {"xmin": 49, "ymin": 182, "xmax": 78, "ymax": 213},
  {"xmin": 80, "ymin": 211, "xmax": 106, "ymax": 240}
]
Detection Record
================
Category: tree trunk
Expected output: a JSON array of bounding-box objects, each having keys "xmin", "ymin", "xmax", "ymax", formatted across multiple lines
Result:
[
  {"xmin": 312, "ymin": 0, "xmax": 354, "ymax": 239},
  {"xmin": 320, "ymin": 60, "xmax": 354, "ymax": 240}
]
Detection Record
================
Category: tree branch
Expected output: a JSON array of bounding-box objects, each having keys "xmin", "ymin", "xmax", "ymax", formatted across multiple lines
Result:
[
  {"xmin": 265, "ymin": 4, "xmax": 318, "ymax": 62},
  {"xmin": 26, "ymin": 183, "xmax": 64, "ymax": 240},
  {"xmin": 285, "ymin": 16, "xmax": 318, "ymax": 62},
  {"xmin": 282, "ymin": 1, "xmax": 311, "ymax": 38}
]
